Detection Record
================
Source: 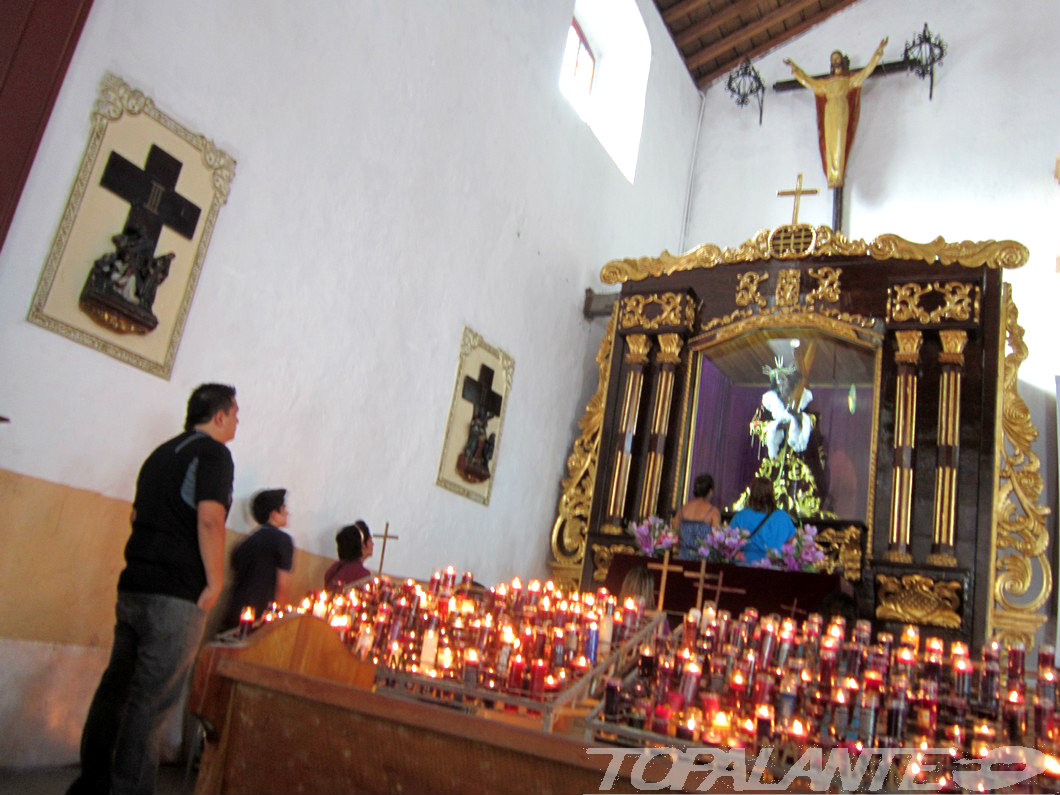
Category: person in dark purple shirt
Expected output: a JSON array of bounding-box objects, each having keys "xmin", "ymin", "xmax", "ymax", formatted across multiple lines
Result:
[{"xmin": 323, "ymin": 520, "xmax": 373, "ymax": 591}]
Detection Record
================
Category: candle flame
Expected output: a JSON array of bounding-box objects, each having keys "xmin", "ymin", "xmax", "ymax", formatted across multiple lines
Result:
[
  {"xmin": 791, "ymin": 718, "xmax": 806, "ymax": 736},
  {"xmin": 755, "ymin": 704, "xmax": 770, "ymax": 719},
  {"xmin": 511, "ymin": 576, "xmax": 522, "ymax": 589},
  {"xmin": 713, "ymin": 711, "xmax": 730, "ymax": 728},
  {"xmin": 743, "ymin": 718, "xmax": 754, "ymax": 733},
  {"xmin": 466, "ymin": 648, "xmax": 479, "ymax": 663},
  {"xmin": 687, "ymin": 715, "xmax": 696, "ymax": 730},
  {"xmin": 1007, "ymin": 689, "xmax": 1020, "ymax": 703},
  {"xmin": 1044, "ymin": 755, "xmax": 1060, "ymax": 776},
  {"xmin": 623, "ymin": 596, "xmax": 638, "ymax": 611},
  {"xmin": 240, "ymin": 606, "xmax": 255, "ymax": 622}
]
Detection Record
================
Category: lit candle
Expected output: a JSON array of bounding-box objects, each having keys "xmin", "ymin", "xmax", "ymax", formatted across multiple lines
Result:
[
  {"xmin": 463, "ymin": 647, "xmax": 480, "ymax": 687},
  {"xmin": 675, "ymin": 713, "xmax": 697, "ymax": 742},
  {"xmin": 530, "ymin": 658, "xmax": 547, "ymax": 699},
  {"xmin": 583, "ymin": 621, "xmax": 599, "ymax": 664},
  {"xmin": 572, "ymin": 654, "xmax": 590, "ymax": 676},
  {"xmin": 551, "ymin": 627, "xmax": 565, "ymax": 668},
  {"xmin": 507, "ymin": 653, "xmax": 526, "ymax": 692},
  {"xmin": 329, "ymin": 612, "xmax": 351, "ymax": 644},
  {"xmin": 312, "ymin": 595, "xmax": 328, "ymax": 619},
  {"xmin": 238, "ymin": 606, "xmax": 255, "ymax": 638},
  {"xmin": 1003, "ymin": 688, "xmax": 1026, "ymax": 742},
  {"xmin": 755, "ymin": 703, "xmax": 774, "ymax": 743},
  {"xmin": 678, "ymin": 661, "xmax": 702, "ymax": 707},
  {"xmin": 420, "ymin": 628, "xmax": 439, "ymax": 670}
]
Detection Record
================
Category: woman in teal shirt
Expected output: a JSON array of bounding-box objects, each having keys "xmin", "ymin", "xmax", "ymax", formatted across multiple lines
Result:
[{"xmin": 730, "ymin": 477, "xmax": 797, "ymax": 564}]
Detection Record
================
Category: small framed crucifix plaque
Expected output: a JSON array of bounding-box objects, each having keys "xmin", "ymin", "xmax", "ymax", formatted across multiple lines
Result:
[
  {"xmin": 27, "ymin": 73, "xmax": 235, "ymax": 379},
  {"xmin": 436, "ymin": 326, "xmax": 514, "ymax": 506}
]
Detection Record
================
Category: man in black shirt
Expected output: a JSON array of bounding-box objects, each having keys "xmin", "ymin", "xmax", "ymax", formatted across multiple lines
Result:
[
  {"xmin": 68, "ymin": 383, "xmax": 238, "ymax": 795},
  {"xmin": 220, "ymin": 488, "xmax": 294, "ymax": 630}
]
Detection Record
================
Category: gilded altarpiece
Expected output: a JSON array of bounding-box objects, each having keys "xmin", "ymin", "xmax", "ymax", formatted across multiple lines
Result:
[{"xmin": 549, "ymin": 225, "xmax": 1050, "ymax": 649}]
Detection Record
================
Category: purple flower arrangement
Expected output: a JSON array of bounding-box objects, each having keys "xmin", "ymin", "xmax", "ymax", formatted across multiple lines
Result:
[
  {"xmin": 630, "ymin": 516, "xmax": 679, "ymax": 556},
  {"xmin": 696, "ymin": 524, "xmax": 750, "ymax": 564},
  {"xmin": 766, "ymin": 523, "xmax": 827, "ymax": 572}
]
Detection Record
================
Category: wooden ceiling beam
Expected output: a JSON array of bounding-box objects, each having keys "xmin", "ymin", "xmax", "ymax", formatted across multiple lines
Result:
[
  {"xmin": 695, "ymin": 0, "xmax": 860, "ymax": 87},
  {"xmin": 674, "ymin": 0, "xmax": 760, "ymax": 49},
  {"xmin": 693, "ymin": 0, "xmax": 861, "ymax": 87},
  {"xmin": 663, "ymin": 0, "xmax": 715, "ymax": 25},
  {"xmin": 685, "ymin": 0, "xmax": 824, "ymax": 72}
]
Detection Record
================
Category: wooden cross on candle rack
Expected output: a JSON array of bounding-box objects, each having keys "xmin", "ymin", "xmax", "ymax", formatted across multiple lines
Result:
[
  {"xmin": 703, "ymin": 568, "xmax": 747, "ymax": 610},
  {"xmin": 647, "ymin": 550, "xmax": 682, "ymax": 612},
  {"xmin": 777, "ymin": 173, "xmax": 819, "ymax": 225},
  {"xmin": 375, "ymin": 521, "xmax": 399, "ymax": 576},
  {"xmin": 780, "ymin": 596, "xmax": 809, "ymax": 621},
  {"xmin": 682, "ymin": 560, "xmax": 713, "ymax": 611}
]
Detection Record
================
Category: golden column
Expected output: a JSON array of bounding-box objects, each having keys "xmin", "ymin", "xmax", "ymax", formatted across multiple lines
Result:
[
  {"xmin": 601, "ymin": 334, "xmax": 652, "ymax": 533},
  {"xmin": 886, "ymin": 330, "xmax": 923, "ymax": 563},
  {"xmin": 928, "ymin": 330, "xmax": 968, "ymax": 567},
  {"xmin": 637, "ymin": 333, "xmax": 684, "ymax": 518}
]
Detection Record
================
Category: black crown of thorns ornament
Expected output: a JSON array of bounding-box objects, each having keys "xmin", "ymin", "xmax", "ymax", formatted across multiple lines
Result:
[
  {"xmin": 726, "ymin": 58, "xmax": 765, "ymax": 125},
  {"xmin": 903, "ymin": 22, "xmax": 946, "ymax": 100}
]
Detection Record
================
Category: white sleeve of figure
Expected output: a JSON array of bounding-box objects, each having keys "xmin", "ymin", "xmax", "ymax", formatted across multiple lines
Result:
[
  {"xmin": 765, "ymin": 420, "xmax": 783, "ymax": 459},
  {"xmin": 762, "ymin": 390, "xmax": 785, "ymax": 417},
  {"xmin": 791, "ymin": 413, "xmax": 813, "ymax": 452}
]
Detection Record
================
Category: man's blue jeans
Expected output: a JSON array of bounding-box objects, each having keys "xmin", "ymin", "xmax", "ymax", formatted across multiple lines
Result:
[{"xmin": 68, "ymin": 591, "xmax": 205, "ymax": 795}]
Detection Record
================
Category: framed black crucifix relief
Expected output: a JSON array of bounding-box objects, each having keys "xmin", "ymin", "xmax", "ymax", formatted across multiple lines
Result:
[
  {"xmin": 436, "ymin": 326, "xmax": 515, "ymax": 506},
  {"xmin": 28, "ymin": 73, "xmax": 235, "ymax": 379}
]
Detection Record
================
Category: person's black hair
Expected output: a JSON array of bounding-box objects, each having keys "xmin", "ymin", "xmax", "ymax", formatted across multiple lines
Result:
[
  {"xmin": 251, "ymin": 488, "xmax": 286, "ymax": 524},
  {"xmin": 692, "ymin": 473, "xmax": 715, "ymax": 499},
  {"xmin": 336, "ymin": 520, "xmax": 371, "ymax": 562},
  {"xmin": 748, "ymin": 477, "xmax": 777, "ymax": 513},
  {"xmin": 185, "ymin": 383, "xmax": 236, "ymax": 430}
]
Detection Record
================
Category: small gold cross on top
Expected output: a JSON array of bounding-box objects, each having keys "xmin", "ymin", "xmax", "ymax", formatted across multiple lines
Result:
[{"xmin": 778, "ymin": 173, "xmax": 819, "ymax": 225}]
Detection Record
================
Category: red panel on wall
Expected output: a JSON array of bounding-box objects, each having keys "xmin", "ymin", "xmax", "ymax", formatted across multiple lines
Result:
[{"xmin": 0, "ymin": 0, "xmax": 94, "ymax": 255}]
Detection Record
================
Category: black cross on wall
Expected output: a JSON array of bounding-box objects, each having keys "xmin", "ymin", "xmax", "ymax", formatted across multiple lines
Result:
[
  {"xmin": 462, "ymin": 365, "xmax": 503, "ymax": 420},
  {"xmin": 99, "ymin": 145, "xmax": 201, "ymax": 257}
]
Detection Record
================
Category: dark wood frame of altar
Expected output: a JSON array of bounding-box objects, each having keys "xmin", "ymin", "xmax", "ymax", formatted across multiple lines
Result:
[{"xmin": 548, "ymin": 223, "xmax": 1050, "ymax": 651}]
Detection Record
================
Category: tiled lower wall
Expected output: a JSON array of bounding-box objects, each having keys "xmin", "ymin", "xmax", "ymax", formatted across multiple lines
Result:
[{"xmin": 0, "ymin": 468, "xmax": 334, "ymax": 767}]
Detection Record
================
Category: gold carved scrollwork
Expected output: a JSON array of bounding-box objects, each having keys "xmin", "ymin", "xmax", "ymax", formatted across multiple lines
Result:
[
  {"xmin": 868, "ymin": 235, "xmax": 1029, "ymax": 271},
  {"xmin": 549, "ymin": 307, "xmax": 617, "ymax": 572},
  {"xmin": 591, "ymin": 543, "xmax": 637, "ymax": 583},
  {"xmin": 805, "ymin": 267, "xmax": 842, "ymax": 306},
  {"xmin": 888, "ymin": 282, "xmax": 981, "ymax": 324},
  {"xmin": 774, "ymin": 269, "xmax": 801, "ymax": 307},
  {"xmin": 988, "ymin": 287, "xmax": 1052, "ymax": 648},
  {"xmin": 624, "ymin": 334, "xmax": 652, "ymax": 364},
  {"xmin": 816, "ymin": 525, "xmax": 862, "ymax": 582},
  {"xmin": 600, "ymin": 229, "xmax": 1027, "ymax": 285},
  {"xmin": 619, "ymin": 293, "xmax": 695, "ymax": 331},
  {"xmin": 876, "ymin": 574, "xmax": 962, "ymax": 629},
  {"xmin": 893, "ymin": 330, "xmax": 924, "ymax": 364},
  {"xmin": 735, "ymin": 272, "xmax": 769, "ymax": 309},
  {"xmin": 656, "ymin": 333, "xmax": 683, "ymax": 365},
  {"xmin": 701, "ymin": 267, "xmax": 871, "ymax": 334}
]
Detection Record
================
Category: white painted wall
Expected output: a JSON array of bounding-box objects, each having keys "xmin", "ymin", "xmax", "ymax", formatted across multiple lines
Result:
[
  {"xmin": 684, "ymin": 0, "xmax": 1060, "ymax": 595},
  {"xmin": 0, "ymin": 1, "xmax": 701, "ymax": 590}
]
